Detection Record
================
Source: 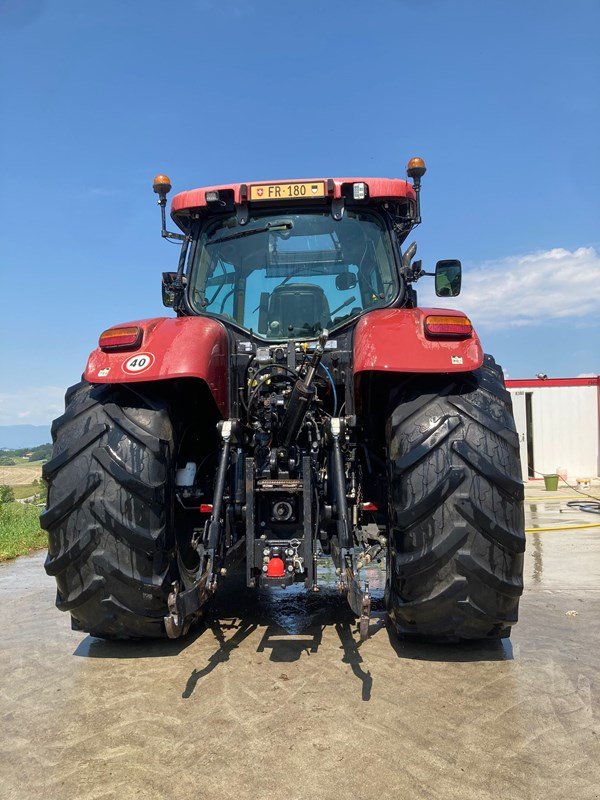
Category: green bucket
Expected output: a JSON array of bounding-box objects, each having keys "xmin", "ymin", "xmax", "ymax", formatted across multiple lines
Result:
[{"xmin": 543, "ymin": 474, "xmax": 559, "ymax": 491}]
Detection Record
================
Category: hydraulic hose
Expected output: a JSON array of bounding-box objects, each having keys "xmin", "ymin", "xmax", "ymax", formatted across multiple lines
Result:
[
  {"xmin": 566, "ymin": 500, "xmax": 600, "ymax": 515},
  {"xmin": 279, "ymin": 330, "xmax": 328, "ymax": 447},
  {"xmin": 318, "ymin": 362, "xmax": 337, "ymax": 415}
]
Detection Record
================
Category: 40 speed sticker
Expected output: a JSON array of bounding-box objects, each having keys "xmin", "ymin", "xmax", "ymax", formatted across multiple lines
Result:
[{"xmin": 122, "ymin": 353, "xmax": 155, "ymax": 374}]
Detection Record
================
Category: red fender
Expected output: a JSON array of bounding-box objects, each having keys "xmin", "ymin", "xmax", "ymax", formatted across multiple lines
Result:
[
  {"xmin": 353, "ymin": 308, "xmax": 484, "ymax": 377},
  {"xmin": 84, "ymin": 317, "xmax": 229, "ymax": 417}
]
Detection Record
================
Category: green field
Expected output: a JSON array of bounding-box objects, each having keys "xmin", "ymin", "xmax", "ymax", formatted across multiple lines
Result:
[
  {"xmin": 11, "ymin": 483, "xmax": 45, "ymax": 500},
  {"xmin": 0, "ymin": 502, "xmax": 47, "ymax": 561}
]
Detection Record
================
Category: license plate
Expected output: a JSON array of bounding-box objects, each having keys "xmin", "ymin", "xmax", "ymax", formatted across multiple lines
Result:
[{"xmin": 249, "ymin": 181, "xmax": 326, "ymax": 201}]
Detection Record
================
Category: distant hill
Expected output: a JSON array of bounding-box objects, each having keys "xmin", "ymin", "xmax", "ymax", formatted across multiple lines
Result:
[{"xmin": 0, "ymin": 425, "xmax": 52, "ymax": 449}]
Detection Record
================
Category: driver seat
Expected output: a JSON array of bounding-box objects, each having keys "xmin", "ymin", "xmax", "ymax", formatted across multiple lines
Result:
[{"xmin": 267, "ymin": 283, "xmax": 330, "ymax": 337}]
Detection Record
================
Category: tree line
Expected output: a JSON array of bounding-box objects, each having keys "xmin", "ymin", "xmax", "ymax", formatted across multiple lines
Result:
[{"xmin": 0, "ymin": 443, "xmax": 52, "ymax": 466}]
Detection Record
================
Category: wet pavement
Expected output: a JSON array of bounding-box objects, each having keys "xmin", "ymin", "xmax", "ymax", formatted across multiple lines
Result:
[
  {"xmin": 524, "ymin": 481, "xmax": 600, "ymax": 531},
  {"xmin": 1, "ymin": 511, "xmax": 600, "ymax": 799}
]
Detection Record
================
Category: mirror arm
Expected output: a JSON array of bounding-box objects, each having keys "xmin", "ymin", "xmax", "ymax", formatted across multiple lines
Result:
[
  {"xmin": 407, "ymin": 269, "xmax": 434, "ymax": 283},
  {"xmin": 401, "ymin": 249, "xmax": 435, "ymax": 284}
]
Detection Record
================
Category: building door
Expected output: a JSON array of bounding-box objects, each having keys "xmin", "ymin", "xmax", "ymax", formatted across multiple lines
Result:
[{"xmin": 511, "ymin": 391, "xmax": 529, "ymax": 481}]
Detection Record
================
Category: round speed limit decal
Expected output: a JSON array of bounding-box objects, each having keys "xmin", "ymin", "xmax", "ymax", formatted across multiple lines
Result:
[{"xmin": 122, "ymin": 353, "xmax": 155, "ymax": 374}]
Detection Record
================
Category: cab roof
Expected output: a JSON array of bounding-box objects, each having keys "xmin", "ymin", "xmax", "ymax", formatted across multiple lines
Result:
[{"xmin": 171, "ymin": 177, "xmax": 415, "ymax": 219}]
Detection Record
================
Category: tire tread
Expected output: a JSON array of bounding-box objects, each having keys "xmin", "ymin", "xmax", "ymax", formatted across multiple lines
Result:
[
  {"xmin": 41, "ymin": 381, "xmax": 176, "ymax": 639},
  {"xmin": 386, "ymin": 355, "xmax": 525, "ymax": 640}
]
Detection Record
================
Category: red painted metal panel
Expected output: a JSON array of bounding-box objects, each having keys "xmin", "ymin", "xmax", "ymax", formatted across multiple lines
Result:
[
  {"xmin": 84, "ymin": 316, "xmax": 229, "ymax": 416},
  {"xmin": 506, "ymin": 377, "xmax": 600, "ymax": 388},
  {"xmin": 171, "ymin": 177, "xmax": 415, "ymax": 214},
  {"xmin": 353, "ymin": 308, "xmax": 484, "ymax": 375}
]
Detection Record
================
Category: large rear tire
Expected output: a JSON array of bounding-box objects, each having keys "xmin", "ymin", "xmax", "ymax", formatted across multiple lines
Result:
[
  {"xmin": 385, "ymin": 355, "xmax": 525, "ymax": 641},
  {"xmin": 41, "ymin": 381, "xmax": 176, "ymax": 639}
]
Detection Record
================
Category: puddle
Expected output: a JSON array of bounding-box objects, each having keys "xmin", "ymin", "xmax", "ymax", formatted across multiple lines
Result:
[
  {"xmin": 208, "ymin": 558, "xmax": 386, "ymax": 637},
  {"xmin": 525, "ymin": 499, "xmax": 600, "ymax": 529}
]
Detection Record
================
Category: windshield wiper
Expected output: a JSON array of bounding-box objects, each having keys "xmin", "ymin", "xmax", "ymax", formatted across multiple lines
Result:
[{"xmin": 207, "ymin": 220, "xmax": 293, "ymax": 246}]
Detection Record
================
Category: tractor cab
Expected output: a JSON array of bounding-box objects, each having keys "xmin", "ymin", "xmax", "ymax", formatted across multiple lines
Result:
[{"xmin": 154, "ymin": 172, "xmax": 427, "ymax": 339}]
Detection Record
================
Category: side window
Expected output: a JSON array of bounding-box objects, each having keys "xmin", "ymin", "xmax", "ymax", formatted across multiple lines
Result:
[
  {"xmin": 357, "ymin": 236, "xmax": 395, "ymax": 306},
  {"xmin": 205, "ymin": 258, "xmax": 236, "ymax": 319},
  {"xmin": 375, "ymin": 237, "xmax": 396, "ymax": 299}
]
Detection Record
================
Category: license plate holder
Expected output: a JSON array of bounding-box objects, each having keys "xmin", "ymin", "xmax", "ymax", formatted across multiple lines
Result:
[{"xmin": 249, "ymin": 181, "xmax": 326, "ymax": 201}]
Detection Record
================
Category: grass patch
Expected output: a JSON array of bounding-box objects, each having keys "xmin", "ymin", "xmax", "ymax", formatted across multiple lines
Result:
[
  {"xmin": 0, "ymin": 502, "xmax": 47, "ymax": 561},
  {"xmin": 11, "ymin": 484, "xmax": 44, "ymax": 500}
]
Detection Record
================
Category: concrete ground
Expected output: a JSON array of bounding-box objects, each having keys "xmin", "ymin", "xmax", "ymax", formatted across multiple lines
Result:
[{"xmin": 1, "ymin": 498, "xmax": 599, "ymax": 800}]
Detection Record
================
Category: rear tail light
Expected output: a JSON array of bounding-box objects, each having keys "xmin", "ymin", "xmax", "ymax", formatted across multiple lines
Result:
[
  {"xmin": 199, "ymin": 504, "xmax": 213, "ymax": 514},
  {"xmin": 99, "ymin": 326, "xmax": 142, "ymax": 351},
  {"xmin": 424, "ymin": 315, "xmax": 472, "ymax": 338},
  {"xmin": 361, "ymin": 502, "xmax": 378, "ymax": 512}
]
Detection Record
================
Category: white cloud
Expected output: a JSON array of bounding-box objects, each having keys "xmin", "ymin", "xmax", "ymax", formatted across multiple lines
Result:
[
  {"xmin": 454, "ymin": 247, "xmax": 600, "ymax": 329},
  {"xmin": 0, "ymin": 386, "xmax": 64, "ymax": 426}
]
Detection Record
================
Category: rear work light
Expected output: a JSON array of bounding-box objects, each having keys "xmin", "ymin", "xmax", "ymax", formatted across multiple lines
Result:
[
  {"xmin": 424, "ymin": 315, "xmax": 472, "ymax": 338},
  {"xmin": 353, "ymin": 182, "xmax": 367, "ymax": 200},
  {"xmin": 99, "ymin": 326, "xmax": 142, "ymax": 351}
]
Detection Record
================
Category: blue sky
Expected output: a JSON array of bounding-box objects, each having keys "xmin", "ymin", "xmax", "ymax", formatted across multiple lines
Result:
[{"xmin": 0, "ymin": 0, "xmax": 598, "ymax": 426}]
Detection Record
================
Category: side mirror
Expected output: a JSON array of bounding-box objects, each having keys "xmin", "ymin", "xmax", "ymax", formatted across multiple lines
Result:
[
  {"xmin": 335, "ymin": 271, "xmax": 357, "ymax": 291},
  {"xmin": 162, "ymin": 272, "xmax": 178, "ymax": 307},
  {"xmin": 435, "ymin": 260, "xmax": 462, "ymax": 297}
]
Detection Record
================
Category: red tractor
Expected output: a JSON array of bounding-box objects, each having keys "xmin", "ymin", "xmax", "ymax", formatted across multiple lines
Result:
[{"xmin": 41, "ymin": 159, "xmax": 525, "ymax": 642}]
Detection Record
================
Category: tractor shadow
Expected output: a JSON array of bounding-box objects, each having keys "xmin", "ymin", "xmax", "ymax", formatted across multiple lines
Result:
[
  {"xmin": 180, "ymin": 571, "xmax": 387, "ymax": 701},
  {"xmin": 73, "ymin": 566, "xmax": 510, "ymax": 701},
  {"xmin": 73, "ymin": 624, "xmax": 207, "ymax": 659},
  {"xmin": 386, "ymin": 628, "xmax": 514, "ymax": 663},
  {"xmin": 179, "ymin": 571, "xmax": 511, "ymax": 700}
]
